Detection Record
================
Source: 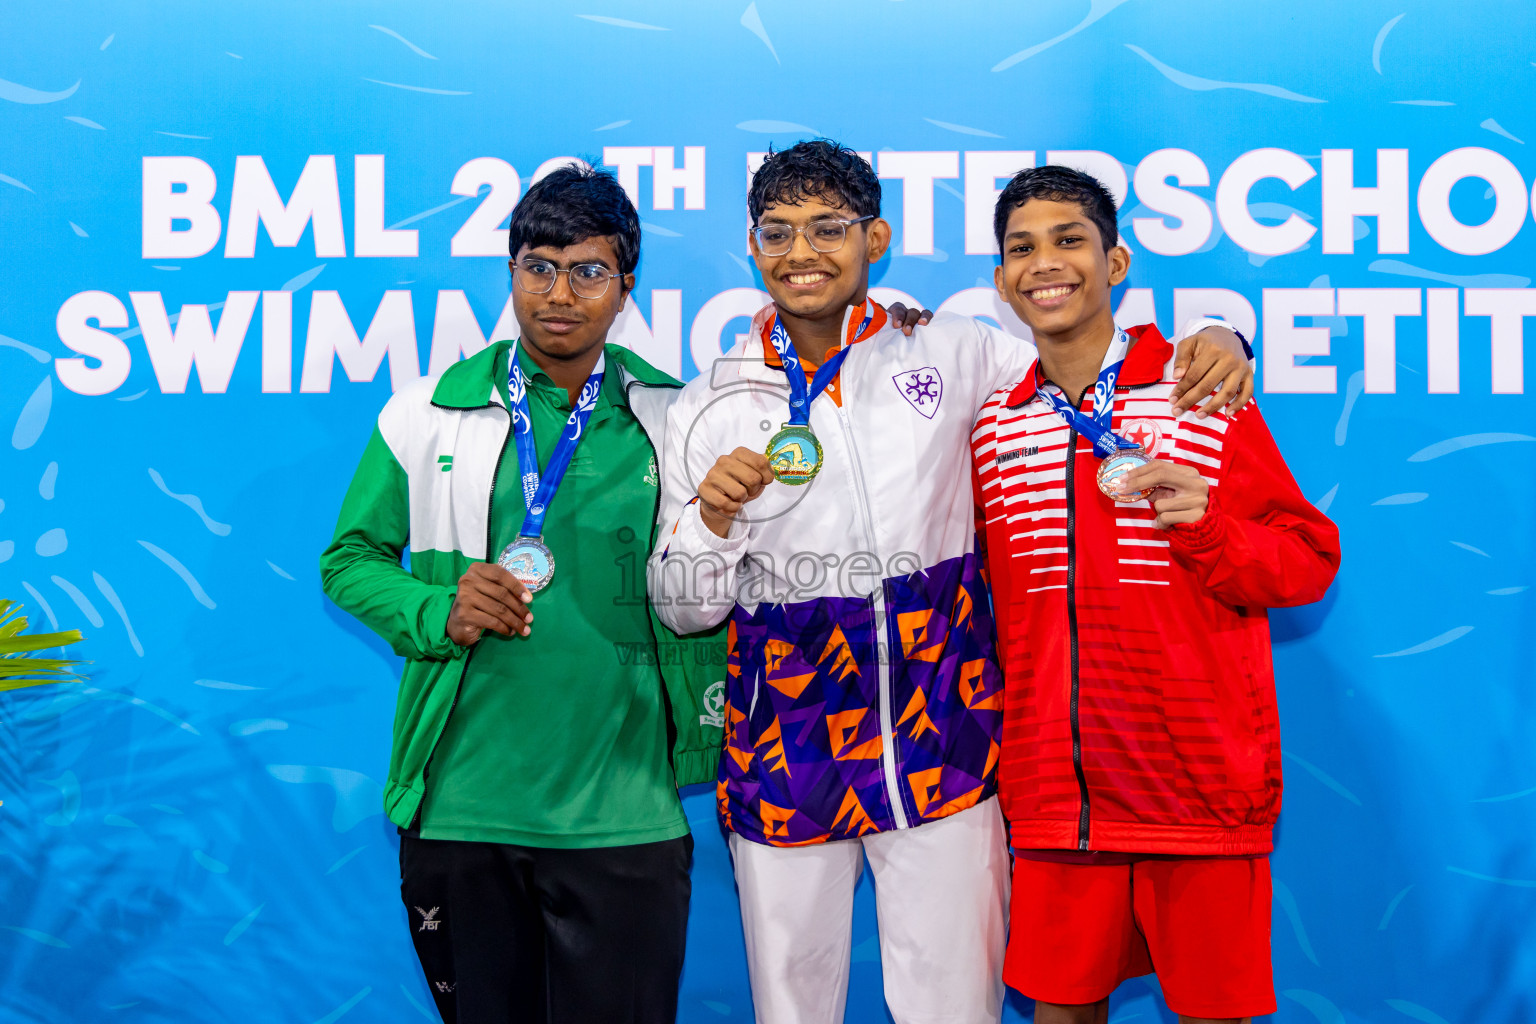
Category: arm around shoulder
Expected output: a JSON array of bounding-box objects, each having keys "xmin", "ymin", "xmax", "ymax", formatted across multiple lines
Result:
[
  {"xmin": 1169, "ymin": 316, "xmax": 1256, "ymax": 416},
  {"xmin": 971, "ymin": 316, "xmax": 1038, "ymax": 398}
]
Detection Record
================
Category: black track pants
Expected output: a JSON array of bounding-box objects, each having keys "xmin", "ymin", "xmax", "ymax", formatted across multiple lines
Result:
[{"xmin": 399, "ymin": 833, "xmax": 693, "ymax": 1024}]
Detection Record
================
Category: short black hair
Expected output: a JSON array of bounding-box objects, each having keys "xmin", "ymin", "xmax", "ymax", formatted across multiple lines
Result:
[
  {"xmin": 507, "ymin": 163, "xmax": 640, "ymax": 276},
  {"xmin": 748, "ymin": 139, "xmax": 881, "ymax": 225},
  {"xmin": 993, "ymin": 165, "xmax": 1118, "ymax": 253}
]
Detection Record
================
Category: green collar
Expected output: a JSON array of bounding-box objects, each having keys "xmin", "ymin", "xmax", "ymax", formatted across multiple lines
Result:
[{"xmin": 430, "ymin": 339, "xmax": 679, "ymax": 410}]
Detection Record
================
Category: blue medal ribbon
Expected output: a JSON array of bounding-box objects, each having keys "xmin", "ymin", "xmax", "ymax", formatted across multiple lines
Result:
[
  {"xmin": 767, "ymin": 301, "xmax": 874, "ymax": 425},
  {"xmin": 1041, "ymin": 327, "xmax": 1143, "ymax": 458},
  {"xmin": 507, "ymin": 346, "xmax": 604, "ymax": 538}
]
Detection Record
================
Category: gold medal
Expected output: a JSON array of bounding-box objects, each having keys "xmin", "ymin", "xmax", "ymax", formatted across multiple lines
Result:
[{"xmin": 765, "ymin": 424, "xmax": 824, "ymax": 486}]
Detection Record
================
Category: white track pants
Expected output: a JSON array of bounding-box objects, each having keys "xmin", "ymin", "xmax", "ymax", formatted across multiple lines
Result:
[{"xmin": 728, "ymin": 797, "xmax": 1009, "ymax": 1024}]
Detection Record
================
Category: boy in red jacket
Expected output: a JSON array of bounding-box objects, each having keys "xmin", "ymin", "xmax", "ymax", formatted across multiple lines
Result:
[{"xmin": 970, "ymin": 165, "xmax": 1340, "ymax": 1024}]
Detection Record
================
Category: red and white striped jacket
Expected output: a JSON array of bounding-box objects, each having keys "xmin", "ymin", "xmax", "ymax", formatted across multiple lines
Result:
[{"xmin": 970, "ymin": 323, "xmax": 1340, "ymax": 856}]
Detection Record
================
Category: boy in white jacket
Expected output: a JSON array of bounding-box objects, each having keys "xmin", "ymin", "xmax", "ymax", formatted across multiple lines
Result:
[{"xmin": 649, "ymin": 140, "xmax": 1249, "ymax": 1024}]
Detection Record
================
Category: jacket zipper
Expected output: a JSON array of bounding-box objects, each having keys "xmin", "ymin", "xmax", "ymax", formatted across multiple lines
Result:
[
  {"xmin": 1064, "ymin": 384, "xmax": 1092, "ymax": 851},
  {"xmin": 835, "ymin": 403, "xmax": 911, "ymax": 830},
  {"xmin": 410, "ymin": 398, "xmax": 512, "ymax": 831}
]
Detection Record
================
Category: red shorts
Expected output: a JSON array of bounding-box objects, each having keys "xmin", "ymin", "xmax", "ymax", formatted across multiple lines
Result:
[{"xmin": 1005, "ymin": 855, "xmax": 1276, "ymax": 1020}]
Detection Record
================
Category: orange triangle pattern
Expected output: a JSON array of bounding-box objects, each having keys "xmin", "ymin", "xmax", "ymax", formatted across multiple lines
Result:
[
  {"xmin": 818, "ymin": 624, "xmax": 860, "ymax": 682},
  {"xmin": 757, "ymin": 718, "xmax": 791, "ymax": 777},
  {"xmin": 932, "ymin": 784, "xmax": 984, "ymax": 819},
  {"xmin": 759, "ymin": 799, "xmax": 795, "ymax": 839},
  {"xmin": 716, "ymin": 778, "xmax": 731, "ymax": 832},
  {"xmin": 952, "ymin": 586, "xmax": 973, "ymax": 629},
  {"xmin": 764, "ymin": 638, "xmax": 816, "ymax": 698},
  {"xmin": 959, "ymin": 658, "xmax": 1000, "ymax": 710},
  {"xmin": 768, "ymin": 672, "xmax": 817, "ymax": 700},
  {"xmin": 826, "ymin": 709, "xmax": 883, "ymax": 760},
  {"xmin": 763, "ymin": 639, "xmax": 795, "ymax": 674},
  {"xmin": 897, "ymin": 610, "xmax": 943, "ymax": 663},
  {"xmin": 830, "ymin": 788, "xmax": 879, "ymax": 836},
  {"xmin": 896, "ymin": 688, "xmax": 940, "ymax": 742},
  {"xmin": 908, "ymin": 767, "xmax": 945, "ymax": 817},
  {"xmin": 727, "ymin": 743, "xmax": 754, "ymax": 773}
]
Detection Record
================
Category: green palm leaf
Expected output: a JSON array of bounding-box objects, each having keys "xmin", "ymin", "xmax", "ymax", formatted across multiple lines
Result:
[{"xmin": 0, "ymin": 599, "xmax": 88, "ymax": 690}]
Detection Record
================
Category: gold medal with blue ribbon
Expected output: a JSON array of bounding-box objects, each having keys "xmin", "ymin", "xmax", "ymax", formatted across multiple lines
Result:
[
  {"xmin": 762, "ymin": 307, "xmax": 871, "ymax": 486},
  {"xmin": 765, "ymin": 423, "xmax": 824, "ymax": 486}
]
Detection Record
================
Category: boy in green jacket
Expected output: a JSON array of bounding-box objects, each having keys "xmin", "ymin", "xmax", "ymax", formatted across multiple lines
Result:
[{"xmin": 320, "ymin": 165, "xmax": 724, "ymax": 1024}]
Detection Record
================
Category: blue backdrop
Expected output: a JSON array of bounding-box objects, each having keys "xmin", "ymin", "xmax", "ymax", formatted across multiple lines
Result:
[{"xmin": 2, "ymin": 2, "xmax": 1534, "ymax": 1021}]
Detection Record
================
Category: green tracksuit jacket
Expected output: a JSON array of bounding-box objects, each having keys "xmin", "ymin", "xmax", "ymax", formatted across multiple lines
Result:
[{"xmin": 320, "ymin": 340, "xmax": 725, "ymax": 833}]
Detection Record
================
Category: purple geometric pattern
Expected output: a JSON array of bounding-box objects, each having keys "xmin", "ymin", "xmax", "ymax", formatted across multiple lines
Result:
[
  {"xmin": 883, "ymin": 553, "xmax": 1002, "ymax": 826},
  {"xmin": 717, "ymin": 554, "xmax": 1001, "ymax": 846}
]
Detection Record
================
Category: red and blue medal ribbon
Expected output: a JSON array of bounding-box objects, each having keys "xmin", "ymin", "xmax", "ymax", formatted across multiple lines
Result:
[{"xmin": 1041, "ymin": 327, "xmax": 1143, "ymax": 458}]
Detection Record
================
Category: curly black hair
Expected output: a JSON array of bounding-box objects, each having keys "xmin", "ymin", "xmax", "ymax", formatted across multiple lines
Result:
[
  {"xmin": 993, "ymin": 165, "xmax": 1119, "ymax": 253},
  {"xmin": 507, "ymin": 163, "xmax": 641, "ymax": 275},
  {"xmin": 748, "ymin": 139, "xmax": 881, "ymax": 225}
]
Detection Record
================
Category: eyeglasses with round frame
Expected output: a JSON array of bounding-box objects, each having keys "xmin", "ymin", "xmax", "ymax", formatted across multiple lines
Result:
[
  {"xmin": 750, "ymin": 214, "xmax": 875, "ymax": 257},
  {"xmin": 513, "ymin": 258, "xmax": 626, "ymax": 299}
]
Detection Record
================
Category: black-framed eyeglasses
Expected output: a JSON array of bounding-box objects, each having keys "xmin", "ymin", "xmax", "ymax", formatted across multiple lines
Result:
[
  {"xmin": 513, "ymin": 258, "xmax": 625, "ymax": 299},
  {"xmin": 750, "ymin": 215, "xmax": 874, "ymax": 257}
]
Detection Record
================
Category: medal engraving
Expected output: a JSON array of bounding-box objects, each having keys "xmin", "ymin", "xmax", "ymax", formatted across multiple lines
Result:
[
  {"xmin": 497, "ymin": 536, "xmax": 556, "ymax": 593},
  {"xmin": 765, "ymin": 424, "xmax": 823, "ymax": 486},
  {"xmin": 1096, "ymin": 448, "xmax": 1152, "ymax": 503}
]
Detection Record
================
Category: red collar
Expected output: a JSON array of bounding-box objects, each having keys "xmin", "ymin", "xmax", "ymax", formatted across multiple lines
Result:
[
  {"xmin": 1006, "ymin": 323, "xmax": 1171, "ymax": 406},
  {"xmin": 762, "ymin": 298, "xmax": 888, "ymax": 369}
]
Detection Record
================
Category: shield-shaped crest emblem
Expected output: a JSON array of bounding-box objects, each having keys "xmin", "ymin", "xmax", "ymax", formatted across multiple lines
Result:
[{"xmin": 893, "ymin": 366, "xmax": 943, "ymax": 419}]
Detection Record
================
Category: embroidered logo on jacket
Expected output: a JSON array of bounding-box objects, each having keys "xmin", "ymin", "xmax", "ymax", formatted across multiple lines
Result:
[
  {"xmin": 1121, "ymin": 419, "xmax": 1164, "ymax": 456},
  {"xmin": 893, "ymin": 367, "xmax": 943, "ymax": 419},
  {"xmin": 436, "ymin": 455, "xmax": 453, "ymax": 472},
  {"xmin": 699, "ymin": 680, "xmax": 725, "ymax": 727},
  {"xmin": 415, "ymin": 906, "xmax": 441, "ymax": 932}
]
